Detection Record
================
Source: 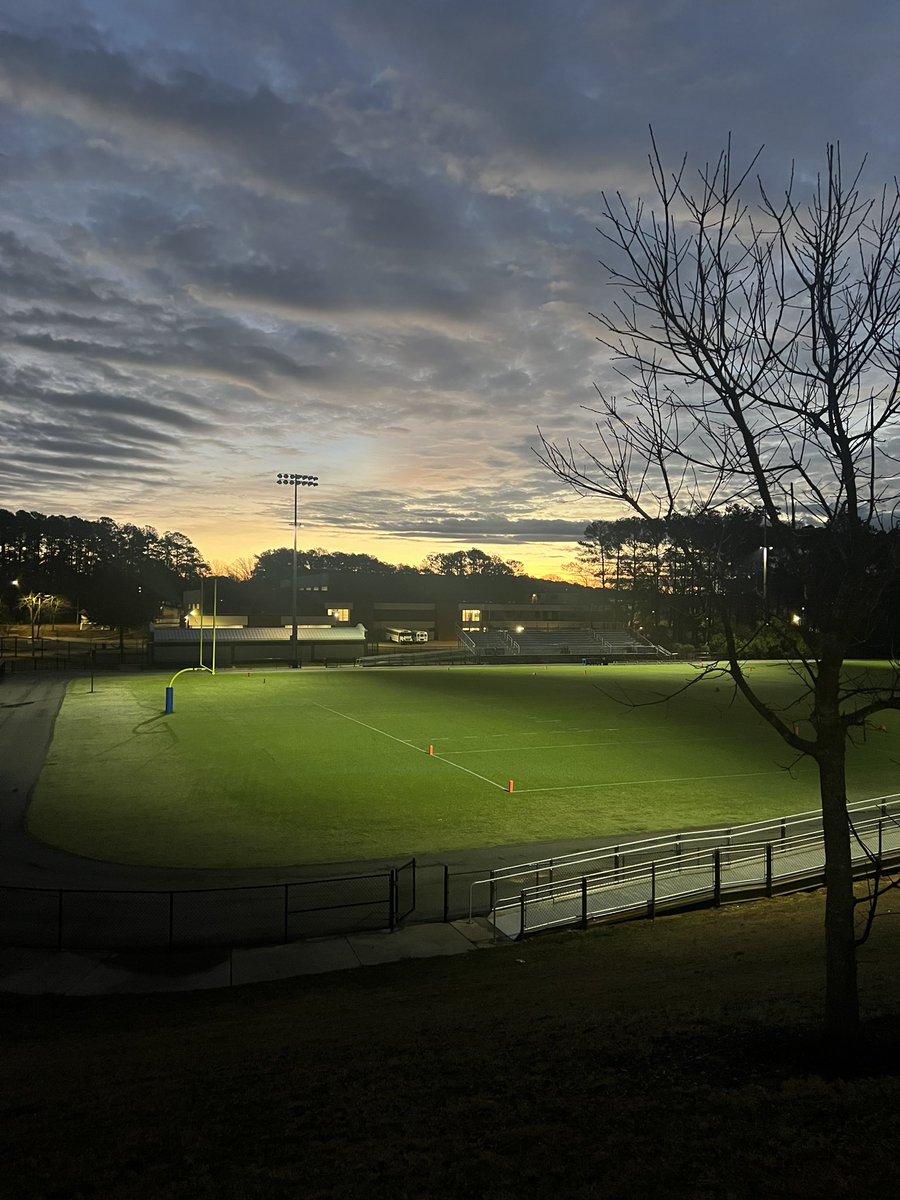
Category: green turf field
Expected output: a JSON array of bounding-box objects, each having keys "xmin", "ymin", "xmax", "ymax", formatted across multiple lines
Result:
[{"xmin": 26, "ymin": 662, "xmax": 900, "ymax": 868}]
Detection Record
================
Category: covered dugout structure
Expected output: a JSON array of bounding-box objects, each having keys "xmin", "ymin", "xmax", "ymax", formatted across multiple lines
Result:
[{"xmin": 150, "ymin": 624, "xmax": 367, "ymax": 667}]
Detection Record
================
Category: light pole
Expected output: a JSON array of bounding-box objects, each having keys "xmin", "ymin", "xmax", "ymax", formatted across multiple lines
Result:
[
  {"xmin": 275, "ymin": 472, "xmax": 319, "ymax": 668},
  {"xmin": 761, "ymin": 511, "xmax": 769, "ymax": 610}
]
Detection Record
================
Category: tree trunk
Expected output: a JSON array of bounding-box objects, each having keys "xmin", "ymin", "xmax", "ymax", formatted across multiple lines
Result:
[{"xmin": 817, "ymin": 728, "xmax": 859, "ymax": 1044}]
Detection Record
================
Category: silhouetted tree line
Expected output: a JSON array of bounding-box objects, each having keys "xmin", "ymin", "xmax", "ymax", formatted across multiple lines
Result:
[
  {"xmin": 0, "ymin": 508, "xmax": 207, "ymax": 634},
  {"xmin": 575, "ymin": 510, "xmax": 899, "ymax": 657},
  {"xmin": 249, "ymin": 546, "xmax": 522, "ymax": 585}
]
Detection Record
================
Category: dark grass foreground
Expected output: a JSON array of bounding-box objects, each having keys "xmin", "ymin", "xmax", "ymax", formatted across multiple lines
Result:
[{"xmin": 4, "ymin": 890, "xmax": 900, "ymax": 1199}]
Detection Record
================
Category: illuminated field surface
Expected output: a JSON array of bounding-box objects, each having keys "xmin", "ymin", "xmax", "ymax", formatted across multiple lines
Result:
[{"xmin": 26, "ymin": 663, "xmax": 900, "ymax": 868}]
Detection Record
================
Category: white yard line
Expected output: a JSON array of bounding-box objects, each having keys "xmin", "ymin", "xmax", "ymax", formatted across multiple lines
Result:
[
  {"xmin": 516, "ymin": 769, "xmax": 785, "ymax": 794},
  {"xmin": 427, "ymin": 725, "xmax": 616, "ymax": 743},
  {"xmin": 449, "ymin": 735, "xmax": 726, "ymax": 755},
  {"xmin": 315, "ymin": 704, "xmax": 507, "ymax": 790},
  {"xmin": 430, "ymin": 757, "xmax": 509, "ymax": 790},
  {"xmin": 315, "ymin": 704, "xmax": 419, "ymax": 749},
  {"xmin": 450, "ymin": 741, "xmax": 619, "ymax": 754},
  {"xmin": 315, "ymin": 704, "xmax": 773, "ymax": 795}
]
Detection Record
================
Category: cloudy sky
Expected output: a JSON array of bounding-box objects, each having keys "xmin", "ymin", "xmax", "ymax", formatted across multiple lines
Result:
[{"xmin": 3, "ymin": 1, "xmax": 900, "ymax": 577}]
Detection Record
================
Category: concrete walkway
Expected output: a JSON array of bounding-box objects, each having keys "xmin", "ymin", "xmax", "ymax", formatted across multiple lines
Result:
[
  {"xmin": 0, "ymin": 918, "xmax": 500, "ymax": 995},
  {"xmin": 0, "ymin": 670, "xmax": 614, "ymax": 994}
]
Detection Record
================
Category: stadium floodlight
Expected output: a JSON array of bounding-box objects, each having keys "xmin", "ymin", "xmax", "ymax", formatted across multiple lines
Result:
[{"xmin": 275, "ymin": 472, "xmax": 319, "ymax": 669}]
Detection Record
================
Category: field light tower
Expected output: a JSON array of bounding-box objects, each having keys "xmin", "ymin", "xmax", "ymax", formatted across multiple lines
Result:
[{"xmin": 275, "ymin": 472, "xmax": 319, "ymax": 668}]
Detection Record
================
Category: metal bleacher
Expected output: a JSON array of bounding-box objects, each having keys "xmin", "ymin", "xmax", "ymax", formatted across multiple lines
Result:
[
  {"xmin": 461, "ymin": 630, "xmax": 516, "ymax": 655},
  {"xmin": 460, "ymin": 627, "xmax": 673, "ymax": 661},
  {"xmin": 595, "ymin": 630, "xmax": 673, "ymax": 658},
  {"xmin": 512, "ymin": 629, "xmax": 603, "ymax": 656}
]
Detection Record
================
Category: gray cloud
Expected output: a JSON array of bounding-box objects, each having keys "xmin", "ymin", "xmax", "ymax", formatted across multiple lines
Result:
[{"xmin": 2, "ymin": 1, "xmax": 898, "ymax": 571}]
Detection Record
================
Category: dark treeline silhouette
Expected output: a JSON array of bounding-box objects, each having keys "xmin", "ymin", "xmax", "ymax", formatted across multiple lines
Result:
[
  {"xmin": 576, "ymin": 510, "xmax": 900, "ymax": 658},
  {"xmin": 251, "ymin": 547, "xmax": 412, "ymax": 583},
  {"xmin": 0, "ymin": 508, "xmax": 207, "ymax": 633},
  {"xmin": 576, "ymin": 509, "xmax": 788, "ymax": 651},
  {"xmin": 250, "ymin": 546, "xmax": 523, "ymax": 584}
]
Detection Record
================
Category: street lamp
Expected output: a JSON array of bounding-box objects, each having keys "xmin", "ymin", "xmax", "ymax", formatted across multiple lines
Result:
[{"xmin": 275, "ymin": 472, "xmax": 319, "ymax": 668}]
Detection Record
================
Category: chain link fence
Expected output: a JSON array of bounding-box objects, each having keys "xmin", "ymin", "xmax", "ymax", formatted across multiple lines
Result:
[{"xmin": 0, "ymin": 635, "xmax": 147, "ymax": 673}]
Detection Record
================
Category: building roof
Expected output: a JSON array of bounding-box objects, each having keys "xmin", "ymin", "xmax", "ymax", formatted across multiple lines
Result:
[{"xmin": 152, "ymin": 624, "xmax": 366, "ymax": 644}]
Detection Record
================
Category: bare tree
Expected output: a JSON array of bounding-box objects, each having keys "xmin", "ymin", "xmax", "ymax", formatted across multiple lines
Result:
[
  {"xmin": 225, "ymin": 556, "xmax": 258, "ymax": 582},
  {"xmin": 538, "ymin": 135, "xmax": 900, "ymax": 1045},
  {"xmin": 18, "ymin": 591, "xmax": 48, "ymax": 640}
]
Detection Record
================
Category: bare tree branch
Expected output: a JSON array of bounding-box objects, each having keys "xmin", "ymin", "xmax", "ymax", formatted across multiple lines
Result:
[{"xmin": 538, "ymin": 133, "xmax": 900, "ymax": 1046}]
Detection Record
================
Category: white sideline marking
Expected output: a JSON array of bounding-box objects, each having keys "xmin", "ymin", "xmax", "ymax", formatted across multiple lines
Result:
[
  {"xmin": 430, "ymin": 757, "xmax": 509, "ymax": 790},
  {"xmin": 431, "ymin": 726, "xmax": 611, "ymax": 747},
  {"xmin": 314, "ymin": 706, "xmax": 779, "ymax": 795},
  {"xmin": 448, "ymin": 736, "xmax": 721, "ymax": 755},
  {"xmin": 315, "ymin": 704, "xmax": 507, "ymax": 790},
  {"xmin": 516, "ymin": 769, "xmax": 785, "ymax": 794},
  {"xmin": 315, "ymin": 704, "xmax": 418, "ymax": 749},
  {"xmin": 451, "ymin": 742, "xmax": 616, "ymax": 754},
  {"xmin": 451, "ymin": 729, "xmax": 734, "ymax": 758}
]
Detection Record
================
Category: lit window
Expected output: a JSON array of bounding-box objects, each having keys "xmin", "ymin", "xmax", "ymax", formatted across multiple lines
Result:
[{"xmin": 327, "ymin": 608, "xmax": 350, "ymax": 622}]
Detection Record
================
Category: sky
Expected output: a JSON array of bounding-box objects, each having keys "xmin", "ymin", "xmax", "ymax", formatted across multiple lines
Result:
[{"xmin": 3, "ymin": 1, "xmax": 900, "ymax": 580}]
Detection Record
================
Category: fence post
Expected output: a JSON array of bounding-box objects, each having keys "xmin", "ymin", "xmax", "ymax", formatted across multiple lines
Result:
[
  {"xmin": 519, "ymin": 890, "xmax": 526, "ymax": 939},
  {"xmin": 648, "ymin": 863, "xmax": 656, "ymax": 920},
  {"xmin": 713, "ymin": 849, "xmax": 721, "ymax": 907},
  {"xmin": 168, "ymin": 892, "xmax": 175, "ymax": 950},
  {"xmin": 765, "ymin": 843, "xmax": 773, "ymax": 898},
  {"xmin": 57, "ymin": 890, "xmax": 64, "ymax": 951},
  {"xmin": 581, "ymin": 876, "xmax": 588, "ymax": 930},
  {"xmin": 442, "ymin": 865, "xmax": 450, "ymax": 923},
  {"xmin": 284, "ymin": 884, "xmax": 290, "ymax": 942},
  {"xmin": 878, "ymin": 819, "xmax": 883, "ymax": 865},
  {"xmin": 389, "ymin": 868, "xmax": 397, "ymax": 931}
]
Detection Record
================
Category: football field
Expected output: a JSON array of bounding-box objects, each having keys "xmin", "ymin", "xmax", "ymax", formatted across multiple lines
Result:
[{"xmin": 25, "ymin": 662, "xmax": 900, "ymax": 867}]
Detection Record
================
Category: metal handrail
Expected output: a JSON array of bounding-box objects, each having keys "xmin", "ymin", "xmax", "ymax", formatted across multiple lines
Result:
[
  {"xmin": 467, "ymin": 793, "xmax": 900, "ymax": 917},
  {"xmin": 511, "ymin": 818, "xmax": 898, "ymax": 936},
  {"xmin": 471, "ymin": 794, "xmax": 900, "ymax": 931}
]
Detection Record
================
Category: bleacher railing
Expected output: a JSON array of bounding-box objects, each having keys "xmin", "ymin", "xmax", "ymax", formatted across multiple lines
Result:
[
  {"xmin": 501, "ymin": 630, "xmax": 520, "ymax": 654},
  {"xmin": 457, "ymin": 628, "xmax": 477, "ymax": 653},
  {"xmin": 469, "ymin": 794, "xmax": 900, "ymax": 939}
]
